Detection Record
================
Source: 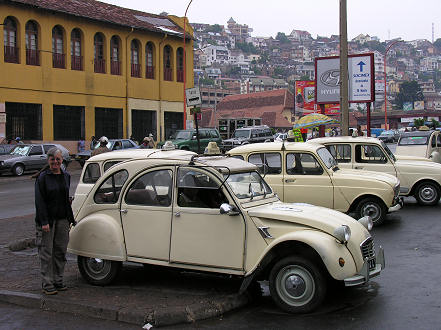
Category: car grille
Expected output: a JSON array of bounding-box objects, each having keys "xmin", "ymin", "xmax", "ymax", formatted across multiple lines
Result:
[{"xmin": 360, "ymin": 237, "xmax": 376, "ymax": 271}]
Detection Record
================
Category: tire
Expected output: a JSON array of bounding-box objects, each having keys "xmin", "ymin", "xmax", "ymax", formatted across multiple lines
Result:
[
  {"xmin": 269, "ymin": 256, "xmax": 327, "ymax": 314},
  {"xmin": 414, "ymin": 182, "xmax": 440, "ymax": 206},
  {"xmin": 355, "ymin": 197, "xmax": 387, "ymax": 226},
  {"xmin": 12, "ymin": 164, "xmax": 24, "ymax": 176},
  {"xmin": 77, "ymin": 256, "xmax": 121, "ymax": 285}
]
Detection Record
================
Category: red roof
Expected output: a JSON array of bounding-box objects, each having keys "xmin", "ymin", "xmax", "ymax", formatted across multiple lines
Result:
[{"xmin": 7, "ymin": 0, "xmax": 185, "ymax": 36}]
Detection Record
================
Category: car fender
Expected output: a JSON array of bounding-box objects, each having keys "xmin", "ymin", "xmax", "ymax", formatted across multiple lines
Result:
[
  {"xmin": 247, "ymin": 230, "xmax": 357, "ymax": 281},
  {"xmin": 67, "ymin": 214, "xmax": 126, "ymax": 261},
  {"xmin": 430, "ymin": 151, "xmax": 441, "ymax": 163}
]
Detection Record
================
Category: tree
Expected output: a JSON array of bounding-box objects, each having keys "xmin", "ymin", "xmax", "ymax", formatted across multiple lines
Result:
[
  {"xmin": 431, "ymin": 119, "xmax": 440, "ymax": 128},
  {"xmin": 205, "ymin": 24, "xmax": 223, "ymax": 34},
  {"xmin": 235, "ymin": 42, "xmax": 258, "ymax": 54},
  {"xmin": 413, "ymin": 118, "xmax": 425, "ymax": 128},
  {"xmin": 299, "ymin": 75, "xmax": 311, "ymax": 81},
  {"xmin": 394, "ymin": 81, "xmax": 424, "ymax": 109},
  {"xmin": 275, "ymin": 32, "xmax": 290, "ymax": 44}
]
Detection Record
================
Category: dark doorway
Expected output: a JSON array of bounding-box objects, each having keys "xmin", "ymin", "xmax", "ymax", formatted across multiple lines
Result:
[
  {"xmin": 131, "ymin": 109, "xmax": 157, "ymax": 143},
  {"xmin": 95, "ymin": 107, "xmax": 123, "ymax": 139},
  {"xmin": 6, "ymin": 102, "xmax": 42, "ymax": 140},
  {"xmin": 164, "ymin": 111, "xmax": 183, "ymax": 140}
]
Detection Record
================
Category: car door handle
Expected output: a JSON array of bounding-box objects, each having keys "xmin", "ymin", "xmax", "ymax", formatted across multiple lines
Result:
[
  {"xmin": 120, "ymin": 209, "xmax": 128, "ymax": 214},
  {"xmin": 354, "ymin": 166, "xmax": 363, "ymax": 170},
  {"xmin": 174, "ymin": 212, "xmax": 180, "ymax": 217},
  {"xmin": 285, "ymin": 179, "xmax": 296, "ymax": 183}
]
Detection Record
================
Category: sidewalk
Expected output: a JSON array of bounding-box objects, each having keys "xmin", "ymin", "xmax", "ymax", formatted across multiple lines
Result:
[{"xmin": 0, "ymin": 214, "xmax": 251, "ymax": 327}]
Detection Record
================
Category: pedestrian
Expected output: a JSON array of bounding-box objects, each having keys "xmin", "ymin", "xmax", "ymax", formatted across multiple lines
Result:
[
  {"xmin": 33, "ymin": 147, "xmax": 75, "ymax": 295},
  {"xmin": 357, "ymin": 125, "xmax": 364, "ymax": 137},
  {"xmin": 91, "ymin": 136, "xmax": 110, "ymax": 156},
  {"xmin": 140, "ymin": 136, "xmax": 155, "ymax": 149},
  {"xmin": 89, "ymin": 136, "xmax": 98, "ymax": 150},
  {"xmin": 130, "ymin": 135, "xmax": 138, "ymax": 145},
  {"xmin": 77, "ymin": 139, "xmax": 85, "ymax": 153},
  {"xmin": 15, "ymin": 137, "xmax": 23, "ymax": 144}
]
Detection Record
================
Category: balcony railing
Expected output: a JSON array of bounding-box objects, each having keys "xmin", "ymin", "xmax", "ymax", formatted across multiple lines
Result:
[
  {"xmin": 131, "ymin": 63, "xmax": 140, "ymax": 77},
  {"xmin": 26, "ymin": 49, "xmax": 39, "ymax": 66},
  {"xmin": 146, "ymin": 66, "xmax": 154, "ymax": 79},
  {"xmin": 177, "ymin": 69, "xmax": 184, "ymax": 82},
  {"xmin": 111, "ymin": 61, "xmax": 121, "ymax": 75},
  {"xmin": 164, "ymin": 67, "xmax": 172, "ymax": 81},
  {"xmin": 94, "ymin": 58, "xmax": 106, "ymax": 73},
  {"xmin": 71, "ymin": 55, "xmax": 82, "ymax": 71},
  {"xmin": 52, "ymin": 53, "xmax": 65, "ymax": 68},
  {"xmin": 4, "ymin": 46, "xmax": 19, "ymax": 63}
]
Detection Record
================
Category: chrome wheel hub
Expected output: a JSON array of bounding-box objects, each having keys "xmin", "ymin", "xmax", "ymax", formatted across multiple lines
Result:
[
  {"xmin": 276, "ymin": 265, "xmax": 315, "ymax": 306},
  {"xmin": 420, "ymin": 186, "xmax": 436, "ymax": 202},
  {"xmin": 285, "ymin": 274, "xmax": 306, "ymax": 297},
  {"xmin": 362, "ymin": 203, "xmax": 380, "ymax": 221}
]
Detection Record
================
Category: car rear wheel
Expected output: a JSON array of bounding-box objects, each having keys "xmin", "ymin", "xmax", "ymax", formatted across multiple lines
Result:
[
  {"xmin": 77, "ymin": 256, "xmax": 121, "ymax": 285},
  {"xmin": 355, "ymin": 197, "xmax": 387, "ymax": 226},
  {"xmin": 269, "ymin": 256, "xmax": 326, "ymax": 313},
  {"xmin": 414, "ymin": 182, "xmax": 440, "ymax": 206},
  {"xmin": 12, "ymin": 164, "xmax": 24, "ymax": 176}
]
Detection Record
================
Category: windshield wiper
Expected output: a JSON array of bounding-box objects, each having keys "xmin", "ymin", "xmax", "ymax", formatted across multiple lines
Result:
[
  {"xmin": 332, "ymin": 165, "xmax": 340, "ymax": 172},
  {"xmin": 249, "ymin": 183, "xmax": 255, "ymax": 200}
]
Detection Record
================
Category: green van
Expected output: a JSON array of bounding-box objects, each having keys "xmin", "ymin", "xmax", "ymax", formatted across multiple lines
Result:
[{"xmin": 157, "ymin": 128, "xmax": 222, "ymax": 153}]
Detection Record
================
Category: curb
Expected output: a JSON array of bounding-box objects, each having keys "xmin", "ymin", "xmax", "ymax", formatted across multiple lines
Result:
[{"xmin": 0, "ymin": 289, "xmax": 250, "ymax": 327}]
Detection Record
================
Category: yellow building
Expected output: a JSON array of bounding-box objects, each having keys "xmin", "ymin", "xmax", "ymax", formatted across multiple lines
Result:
[{"xmin": 0, "ymin": 0, "xmax": 194, "ymax": 152}]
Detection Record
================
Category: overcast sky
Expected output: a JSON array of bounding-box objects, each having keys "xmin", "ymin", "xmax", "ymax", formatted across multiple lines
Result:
[{"xmin": 101, "ymin": 0, "xmax": 440, "ymax": 42}]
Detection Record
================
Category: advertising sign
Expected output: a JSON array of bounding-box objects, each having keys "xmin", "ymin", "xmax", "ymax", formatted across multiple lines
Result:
[
  {"xmin": 413, "ymin": 101, "xmax": 424, "ymax": 111},
  {"xmin": 403, "ymin": 102, "xmax": 413, "ymax": 111},
  {"xmin": 295, "ymin": 81, "xmax": 339, "ymax": 115},
  {"xmin": 315, "ymin": 53, "xmax": 375, "ymax": 104}
]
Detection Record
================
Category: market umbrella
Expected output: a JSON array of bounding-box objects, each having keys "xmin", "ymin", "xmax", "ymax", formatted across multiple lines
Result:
[{"xmin": 293, "ymin": 113, "xmax": 339, "ymax": 129}]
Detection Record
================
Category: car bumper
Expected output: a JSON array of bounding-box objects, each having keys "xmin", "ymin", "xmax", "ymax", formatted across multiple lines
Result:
[
  {"xmin": 344, "ymin": 247, "xmax": 385, "ymax": 286},
  {"xmin": 388, "ymin": 197, "xmax": 403, "ymax": 213}
]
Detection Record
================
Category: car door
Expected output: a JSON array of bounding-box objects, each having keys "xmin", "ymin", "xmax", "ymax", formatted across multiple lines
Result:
[
  {"xmin": 353, "ymin": 143, "xmax": 397, "ymax": 177},
  {"xmin": 169, "ymin": 167, "xmax": 245, "ymax": 270},
  {"xmin": 324, "ymin": 144, "xmax": 353, "ymax": 170},
  {"xmin": 120, "ymin": 167, "xmax": 174, "ymax": 261},
  {"xmin": 247, "ymin": 152, "xmax": 284, "ymax": 200},
  {"xmin": 28, "ymin": 145, "xmax": 46, "ymax": 169},
  {"xmin": 282, "ymin": 152, "xmax": 334, "ymax": 208}
]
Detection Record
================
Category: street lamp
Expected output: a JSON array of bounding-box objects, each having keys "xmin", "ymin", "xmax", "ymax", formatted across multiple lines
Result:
[
  {"xmin": 384, "ymin": 40, "xmax": 403, "ymax": 129},
  {"xmin": 182, "ymin": 0, "xmax": 193, "ymax": 129}
]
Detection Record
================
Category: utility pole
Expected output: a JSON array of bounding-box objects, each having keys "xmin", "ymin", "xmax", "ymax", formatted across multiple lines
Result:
[{"xmin": 340, "ymin": 0, "xmax": 349, "ymax": 135}]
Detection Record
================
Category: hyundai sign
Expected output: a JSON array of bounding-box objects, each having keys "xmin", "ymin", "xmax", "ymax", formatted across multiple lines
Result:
[{"xmin": 315, "ymin": 53, "xmax": 375, "ymax": 104}]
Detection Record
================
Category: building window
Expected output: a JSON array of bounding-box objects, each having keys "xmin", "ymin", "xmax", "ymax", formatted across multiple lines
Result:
[
  {"xmin": 94, "ymin": 33, "xmax": 105, "ymax": 73},
  {"xmin": 5, "ymin": 102, "xmax": 42, "ymax": 140},
  {"xmin": 110, "ymin": 35, "xmax": 121, "ymax": 75},
  {"xmin": 52, "ymin": 26, "xmax": 65, "ymax": 68},
  {"xmin": 53, "ymin": 105, "xmax": 84, "ymax": 140},
  {"xmin": 131, "ymin": 110, "xmax": 157, "ymax": 143},
  {"xmin": 70, "ymin": 28, "xmax": 82, "ymax": 70},
  {"xmin": 3, "ymin": 17, "xmax": 19, "ymax": 63},
  {"xmin": 95, "ymin": 108, "xmax": 123, "ymax": 139},
  {"xmin": 145, "ymin": 42, "xmax": 155, "ymax": 79},
  {"xmin": 131, "ymin": 40, "xmax": 140, "ymax": 77},
  {"xmin": 164, "ymin": 45, "xmax": 173, "ymax": 81},
  {"xmin": 25, "ymin": 21, "xmax": 39, "ymax": 66},
  {"xmin": 177, "ymin": 47, "xmax": 184, "ymax": 82}
]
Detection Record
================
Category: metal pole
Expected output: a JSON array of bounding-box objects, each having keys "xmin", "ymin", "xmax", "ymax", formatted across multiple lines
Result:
[
  {"xmin": 366, "ymin": 102, "xmax": 371, "ymax": 136},
  {"xmin": 183, "ymin": 0, "xmax": 193, "ymax": 130},
  {"xmin": 340, "ymin": 0, "xmax": 349, "ymax": 136},
  {"xmin": 384, "ymin": 53, "xmax": 388, "ymax": 130},
  {"xmin": 319, "ymin": 104, "xmax": 325, "ymax": 137}
]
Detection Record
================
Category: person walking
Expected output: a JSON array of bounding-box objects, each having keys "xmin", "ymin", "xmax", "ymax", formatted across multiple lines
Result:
[
  {"xmin": 34, "ymin": 147, "xmax": 75, "ymax": 295},
  {"xmin": 89, "ymin": 136, "xmax": 98, "ymax": 150},
  {"xmin": 91, "ymin": 136, "xmax": 110, "ymax": 156}
]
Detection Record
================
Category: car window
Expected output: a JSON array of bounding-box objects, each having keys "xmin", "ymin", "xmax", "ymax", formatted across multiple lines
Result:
[
  {"xmin": 431, "ymin": 136, "xmax": 436, "ymax": 148},
  {"xmin": 398, "ymin": 136, "xmax": 428, "ymax": 145},
  {"xmin": 112, "ymin": 141, "xmax": 122, "ymax": 150},
  {"xmin": 286, "ymin": 153, "xmax": 324, "ymax": 175},
  {"xmin": 125, "ymin": 169, "xmax": 172, "ymax": 207},
  {"xmin": 104, "ymin": 160, "xmax": 122, "ymax": 172},
  {"xmin": 10, "ymin": 145, "xmax": 31, "ymax": 156},
  {"xmin": 325, "ymin": 144, "xmax": 351, "ymax": 163},
  {"xmin": 233, "ymin": 130, "xmax": 250, "ymax": 139},
  {"xmin": 210, "ymin": 130, "xmax": 219, "ymax": 138},
  {"xmin": 122, "ymin": 140, "xmax": 133, "ymax": 148},
  {"xmin": 230, "ymin": 155, "xmax": 244, "ymax": 160},
  {"xmin": 94, "ymin": 170, "xmax": 129, "ymax": 204},
  {"xmin": 83, "ymin": 163, "xmax": 100, "ymax": 184},
  {"xmin": 355, "ymin": 145, "xmax": 387, "ymax": 164},
  {"xmin": 437, "ymin": 134, "xmax": 441, "ymax": 146},
  {"xmin": 43, "ymin": 145, "xmax": 56, "ymax": 153},
  {"xmin": 29, "ymin": 145, "xmax": 43, "ymax": 156},
  {"xmin": 199, "ymin": 130, "xmax": 209, "ymax": 139},
  {"xmin": 177, "ymin": 168, "xmax": 227, "ymax": 208},
  {"xmin": 248, "ymin": 153, "xmax": 282, "ymax": 174}
]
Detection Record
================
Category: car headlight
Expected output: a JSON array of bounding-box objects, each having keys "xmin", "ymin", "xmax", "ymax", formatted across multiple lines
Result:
[
  {"xmin": 0, "ymin": 161, "xmax": 4, "ymax": 167},
  {"xmin": 234, "ymin": 141, "xmax": 241, "ymax": 145},
  {"xmin": 358, "ymin": 216, "xmax": 373, "ymax": 231},
  {"xmin": 334, "ymin": 225, "xmax": 351, "ymax": 243}
]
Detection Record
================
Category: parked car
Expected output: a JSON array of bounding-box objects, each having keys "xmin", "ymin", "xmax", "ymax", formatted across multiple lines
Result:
[
  {"xmin": 0, "ymin": 143, "xmax": 70, "ymax": 176},
  {"xmin": 274, "ymin": 132, "xmax": 288, "ymax": 141},
  {"xmin": 75, "ymin": 139, "xmax": 138, "ymax": 166},
  {"xmin": 221, "ymin": 125, "xmax": 274, "ymax": 151},
  {"xmin": 395, "ymin": 130, "xmax": 441, "ymax": 163},
  {"xmin": 228, "ymin": 141, "xmax": 401, "ymax": 225},
  {"xmin": 377, "ymin": 130, "xmax": 400, "ymax": 143},
  {"xmin": 157, "ymin": 128, "xmax": 222, "ymax": 153},
  {"xmin": 310, "ymin": 136, "xmax": 441, "ymax": 206},
  {"xmin": 72, "ymin": 148, "xmax": 196, "ymax": 215},
  {"xmin": 68, "ymin": 153, "xmax": 384, "ymax": 313},
  {"xmin": 0, "ymin": 144, "xmax": 15, "ymax": 155}
]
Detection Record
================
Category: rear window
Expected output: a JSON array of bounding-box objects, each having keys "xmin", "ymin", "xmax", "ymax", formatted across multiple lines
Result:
[
  {"xmin": 399, "ymin": 136, "xmax": 428, "ymax": 145},
  {"xmin": 83, "ymin": 163, "xmax": 100, "ymax": 183}
]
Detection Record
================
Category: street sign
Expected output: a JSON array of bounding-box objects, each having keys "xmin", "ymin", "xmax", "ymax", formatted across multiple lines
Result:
[
  {"xmin": 315, "ymin": 53, "xmax": 375, "ymax": 104},
  {"xmin": 185, "ymin": 87, "xmax": 202, "ymax": 107},
  {"xmin": 196, "ymin": 113, "xmax": 202, "ymax": 121}
]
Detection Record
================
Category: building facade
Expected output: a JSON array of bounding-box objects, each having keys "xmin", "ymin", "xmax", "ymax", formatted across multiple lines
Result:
[{"xmin": 0, "ymin": 0, "xmax": 194, "ymax": 152}]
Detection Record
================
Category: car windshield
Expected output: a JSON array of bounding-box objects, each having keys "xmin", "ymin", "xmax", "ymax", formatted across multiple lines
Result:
[
  {"xmin": 380, "ymin": 131, "xmax": 394, "ymax": 136},
  {"xmin": 226, "ymin": 171, "xmax": 272, "ymax": 199},
  {"xmin": 233, "ymin": 130, "xmax": 250, "ymax": 139},
  {"xmin": 381, "ymin": 141, "xmax": 396, "ymax": 162},
  {"xmin": 398, "ymin": 136, "xmax": 428, "ymax": 146},
  {"xmin": 93, "ymin": 141, "xmax": 113, "ymax": 149},
  {"xmin": 174, "ymin": 131, "xmax": 192, "ymax": 140},
  {"xmin": 317, "ymin": 147, "xmax": 337, "ymax": 169},
  {"xmin": 10, "ymin": 145, "xmax": 31, "ymax": 156}
]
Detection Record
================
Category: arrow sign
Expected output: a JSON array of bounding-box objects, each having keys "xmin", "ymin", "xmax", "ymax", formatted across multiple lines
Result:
[{"xmin": 357, "ymin": 61, "xmax": 366, "ymax": 72}]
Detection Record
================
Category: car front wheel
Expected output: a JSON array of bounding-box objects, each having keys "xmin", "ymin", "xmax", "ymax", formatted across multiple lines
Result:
[
  {"xmin": 269, "ymin": 256, "xmax": 326, "ymax": 313},
  {"xmin": 355, "ymin": 197, "xmax": 387, "ymax": 226},
  {"xmin": 414, "ymin": 182, "xmax": 440, "ymax": 206},
  {"xmin": 12, "ymin": 164, "xmax": 25, "ymax": 176},
  {"xmin": 77, "ymin": 256, "xmax": 121, "ymax": 285}
]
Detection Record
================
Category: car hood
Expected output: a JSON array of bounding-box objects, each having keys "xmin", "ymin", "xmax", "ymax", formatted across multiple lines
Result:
[
  {"xmin": 223, "ymin": 137, "xmax": 247, "ymax": 143},
  {"xmin": 247, "ymin": 201, "xmax": 370, "ymax": 240},
  {"xmin": 76, "ymin": 150, "xmax": 92, "ymax": 157},
  {"xmin": 0, "ymin": 154, "xmax": 23, "ymax": 162},
  {"xmin": 333, "ymin": 168, "xmax": 398, "ymax": 187},
  {"xmin": 395, "ymin": 159, "xmax": 441, "ymax": 172}
]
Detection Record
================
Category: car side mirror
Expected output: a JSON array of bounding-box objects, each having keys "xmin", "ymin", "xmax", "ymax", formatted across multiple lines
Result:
[{"xmin": 220, "ymin": 203, "xmax": 240, "ymax": 216}]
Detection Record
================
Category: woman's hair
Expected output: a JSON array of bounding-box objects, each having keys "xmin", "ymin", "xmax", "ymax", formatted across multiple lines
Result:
[{"xmin": 31, "ymin": 147, "xmax": 63, "ymax": 179}]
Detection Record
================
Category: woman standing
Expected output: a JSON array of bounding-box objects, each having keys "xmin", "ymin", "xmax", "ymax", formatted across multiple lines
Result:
[{"xmin": 34, "ymin": 147, "xmax": 75, "ymax": 295}]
